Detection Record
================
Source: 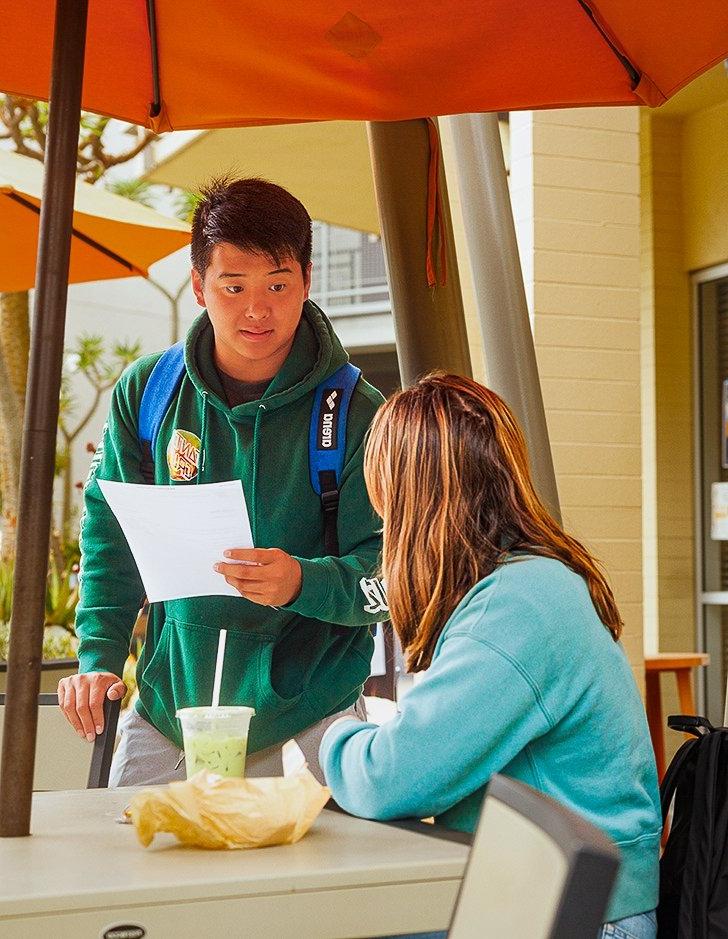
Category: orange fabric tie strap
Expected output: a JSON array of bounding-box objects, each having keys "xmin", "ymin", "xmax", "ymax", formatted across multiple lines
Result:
[{"xmin": 425, "ymin": 118, "xmax": 447, "ymax": 288}]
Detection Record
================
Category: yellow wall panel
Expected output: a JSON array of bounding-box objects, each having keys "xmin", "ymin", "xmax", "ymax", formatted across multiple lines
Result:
[
  {"xmin": 589, "ymin": 539, "xmax": 642, "ymax": 573},
  {"xmin": 534, "ymin": 251, "xmax": 640, "ymax": 288},
  {"xmin": 536, "ymin": 347, "xmax": 639, "ymax": 381},
  {"xmin": 564, "ymin": 506, "xmax": 642, "ymax": 541},
  {"xmin": 557, "ymin": 476, "xmax": 642, "ymax": 509},
  {"xmin": 545, "ymin": 410, "xmax": 641, "ymax": 445},
  {"xmin": 540, "ymin": 378, "xmax": 640, "ymax": 414},
  {"xmin": 538, "ymin": 108, "xmax": 640, "ymax": 132},
  {"xmin": 534, "ymin": 188, "xmax": 640, "ymax": 226},
  {"xmin": 532, "ymin": 123, "xmax": 639, "ymax": 163},
  {"xmin": 640, "ymin": 111, "xmax": 696, "ymax": 670},
  {"xmin": 535, "ymin": 282, "xmax": 640, "ymax": 318},
  {"xmin": 536, "ymin": 315, "xmax": 639, "ymax": 351},
  {"xmin": 534, "ymin": 218, "xmax": 640, "ymax": 257},
  {"xmin": 683, "ymin": 100, "xmax": 728, "ymax": 271}
]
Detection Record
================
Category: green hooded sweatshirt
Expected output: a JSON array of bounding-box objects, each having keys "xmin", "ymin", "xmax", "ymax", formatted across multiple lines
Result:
[{"xmin": 76, "ymin": 301, "xmax": 386, "ymax": 752}]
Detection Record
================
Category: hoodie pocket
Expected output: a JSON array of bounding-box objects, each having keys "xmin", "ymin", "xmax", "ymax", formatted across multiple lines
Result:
[
  {"xmin": 138, "ymin": 617, "xmax": 264, "ymax": 745},
  {"xmin": 257, "ymin": 641, "xmax": 308, "ymax": 714},
  {"xmin": 139, "ymin": 616, "xmax": 171, "ymax": 689},
  {"xmin": 258, "ymin": 624, "xmax": 372, "ymax": 725}
]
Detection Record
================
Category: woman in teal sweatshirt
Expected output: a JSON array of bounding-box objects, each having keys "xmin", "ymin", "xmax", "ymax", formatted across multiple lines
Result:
[{"xmin": 320, "ymin": 374, "xmax": 661, "ymax": 939}]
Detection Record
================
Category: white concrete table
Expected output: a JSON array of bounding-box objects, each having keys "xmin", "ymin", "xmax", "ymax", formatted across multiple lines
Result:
[{"xmin": 0, "ymin": 788, "xmax": 469, "ymax": 939}]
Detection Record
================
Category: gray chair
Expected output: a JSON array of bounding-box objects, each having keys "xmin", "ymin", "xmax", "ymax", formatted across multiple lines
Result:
[
  {"xmin": 364, "ymin": 622, "xmax": 399, "ymax": 700},
  {"xmin": 448, "ymin": 774, "xmax": 620, "ymax": 939},
  {"xmin": 0, "ymin": 693, "xmax": 120, "ymax": 789}
]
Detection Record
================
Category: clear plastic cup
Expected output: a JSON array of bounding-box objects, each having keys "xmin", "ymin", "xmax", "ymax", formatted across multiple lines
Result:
[{"xmin": 176, "ymin": 706, "xmax": 255, "ymax": 779}]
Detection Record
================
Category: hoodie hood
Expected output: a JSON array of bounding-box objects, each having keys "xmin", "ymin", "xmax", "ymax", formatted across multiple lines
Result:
[{"xmin": 183, "ymin": 299, "xmax": 348, "ymax": 420}]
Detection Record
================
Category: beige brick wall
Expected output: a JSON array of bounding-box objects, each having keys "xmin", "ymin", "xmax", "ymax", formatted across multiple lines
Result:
[{"xmin": 508, "ymin": 108, "xmax": 645, "ymax": 686}]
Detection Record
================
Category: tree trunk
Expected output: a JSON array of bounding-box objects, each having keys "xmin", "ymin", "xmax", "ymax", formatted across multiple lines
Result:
[
  {"xmin": 0, "ymin": 291, "xmax": 30, "ymax": 560},
  {"xmin": 61, "ymin": 443, "xmax": 73, "ymax": 543},
  {"xmin": 0, "ymin": 291, "xmax": 30, "ymax": 402}
]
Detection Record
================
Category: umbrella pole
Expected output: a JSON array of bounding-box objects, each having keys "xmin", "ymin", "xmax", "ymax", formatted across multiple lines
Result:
[
  {"xmin": 367, "ymin": 120, "xmax": 471, "ymax": 386},
  {"xmin": 0, "ymin": 0, "xmax": 89, "ymax": 837},
  {"xmin": 445, "ymin": 113, "xmax": 561, "ymax": 522}
]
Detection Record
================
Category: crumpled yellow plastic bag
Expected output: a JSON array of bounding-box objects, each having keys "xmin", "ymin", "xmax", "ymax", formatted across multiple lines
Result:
[{"xmin": 126, "ymin": 766, "xmax": 330, "ymax": 850}]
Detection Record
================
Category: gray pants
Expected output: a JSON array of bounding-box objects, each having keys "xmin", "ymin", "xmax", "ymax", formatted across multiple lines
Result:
[{"xmin": 109, "ymin": 698, "xmax": 366, "ymax": 788}]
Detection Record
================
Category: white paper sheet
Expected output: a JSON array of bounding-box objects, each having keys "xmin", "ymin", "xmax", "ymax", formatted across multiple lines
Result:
[{"xmin": 98, "ymin": 479, "xmax": 253, "ymax": 602}]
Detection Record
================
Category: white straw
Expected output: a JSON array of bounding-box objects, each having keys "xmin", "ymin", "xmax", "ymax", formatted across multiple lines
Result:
[{"xmin": 211, "ymin": 629, "xmax": 227, "ymax": 708}]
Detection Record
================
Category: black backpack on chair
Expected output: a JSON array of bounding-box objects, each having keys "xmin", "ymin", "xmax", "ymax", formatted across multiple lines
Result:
[{"xmin": 658, "ymin": 714, "xmax": 728, "ymax": 938}]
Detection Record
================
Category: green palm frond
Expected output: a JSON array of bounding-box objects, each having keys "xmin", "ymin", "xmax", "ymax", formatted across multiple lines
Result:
[{"xmin": 105, "ymin": 177, "xmax": 156, "ymax": 207}]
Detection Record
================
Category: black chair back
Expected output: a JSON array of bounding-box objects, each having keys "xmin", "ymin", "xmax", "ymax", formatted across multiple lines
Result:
[{"xmin": 0, "ymin": 693, "xmax": 120, "ymax": 789}]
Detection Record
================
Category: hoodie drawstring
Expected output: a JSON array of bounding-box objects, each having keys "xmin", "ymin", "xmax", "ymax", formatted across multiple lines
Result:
[
  {"xmin": 198, "ymin": 392, "xmax": 209, "ymax": 484},
  {"xmin": 250, "ymin": 403, "xmax": 266, "ymax": 544}
]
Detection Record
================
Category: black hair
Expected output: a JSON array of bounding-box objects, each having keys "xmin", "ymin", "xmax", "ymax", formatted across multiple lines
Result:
[{"xmin": 191, "ymin": 176, "xmax": 313, "ymax": 278}]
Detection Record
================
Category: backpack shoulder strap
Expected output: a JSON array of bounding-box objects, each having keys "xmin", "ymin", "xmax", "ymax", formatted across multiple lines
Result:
[
  {"xmin": 309, "ymin": 362, "xmax": 361, "ymax": 556},
  {"xmin": 138, "ymin": 342, "xmax": 186, "ymax": 483},
  {"xmin": 660, "ymin": 735, "xmax": 700, "ymax": 823}
]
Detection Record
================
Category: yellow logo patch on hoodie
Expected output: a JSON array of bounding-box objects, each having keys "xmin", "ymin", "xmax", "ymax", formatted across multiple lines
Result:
[{"xmin": 167, "ymin": 429, "xmax": 201, "ymax": 481}]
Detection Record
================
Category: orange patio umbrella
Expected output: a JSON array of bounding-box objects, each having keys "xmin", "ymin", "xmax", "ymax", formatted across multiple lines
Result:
[
  {"xmin": 0, "ymin": 149, "xmax": 190, "ymax": 292},
  {"xmin": 0, "ymin": 0, "xmax": 727, "ymax": 838},
  {"xmin": 1, "ymin": 1, "xmax": 727, "ymax": 128}
]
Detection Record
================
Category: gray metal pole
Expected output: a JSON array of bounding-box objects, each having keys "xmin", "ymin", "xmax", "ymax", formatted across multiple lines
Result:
[
  {"xmin": 367, "ymin": 120, "xmax": 471, "ymax": 386},
  {"xmin": 446, "ymin": 113, "xmax": 561, "ymax": 521},
  {"xmin": 0, "ymin": 0, "xmax": 89, "ymax": 837}
]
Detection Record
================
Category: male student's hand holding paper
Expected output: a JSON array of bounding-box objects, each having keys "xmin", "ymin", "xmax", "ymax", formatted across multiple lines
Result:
[
  {"xmin": 98, "ymin": 479, "xmax": 254, "ymax": 603},
  {"xmin": 98, "ymin": 478, "xmax": 302, "ymax": 606},
  {"xmin": 215, "ymin": 548, "xmax": 302, "ymax": 606}
]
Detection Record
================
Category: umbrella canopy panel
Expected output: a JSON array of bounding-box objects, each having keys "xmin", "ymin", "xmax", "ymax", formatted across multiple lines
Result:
[
  {"xmin": 146, "ymin": 123, "xmax": 380, "ymax": 235},
  {"xmin": 0, "ymin": 151, "xmax": 190, "ymax": 292},
  {"xmin": 1, "ymin": 1, "xmax": 727, "ymax": 129}
]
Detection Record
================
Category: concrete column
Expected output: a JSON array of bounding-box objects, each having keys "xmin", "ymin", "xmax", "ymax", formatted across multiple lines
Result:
[
  {"xmin": 445, "ymin": 113, "xmax": 561, "ymax": 521},
  {"xmin": 367, "ymin": 120, "xmax": 471, "ymax": 386}
]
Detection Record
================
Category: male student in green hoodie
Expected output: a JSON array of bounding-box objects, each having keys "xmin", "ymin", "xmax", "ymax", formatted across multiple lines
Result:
[{"xmin": 58, "ymin": 177, "xmax": 387, "ymax": 785}]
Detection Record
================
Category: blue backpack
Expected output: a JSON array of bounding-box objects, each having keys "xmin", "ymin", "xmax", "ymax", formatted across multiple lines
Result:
[{"xmin": 137, "ymin": 341, "xmax": 361, "ymax": 556}]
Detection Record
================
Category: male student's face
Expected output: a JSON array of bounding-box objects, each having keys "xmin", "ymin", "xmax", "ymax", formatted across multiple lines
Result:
[{"xmin": 191, "ymin": 243, "xmax": 312, "ymax": 380}]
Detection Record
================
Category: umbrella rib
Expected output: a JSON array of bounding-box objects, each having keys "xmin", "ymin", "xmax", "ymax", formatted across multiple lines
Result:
[
  {"xmin": 576, "ymin": 0, "xmax": 640, "ymax": 88},
  {"xmin": 7, "ymin": 191, "xmax": 136, "ymax": 274},
  {"xmin": 145, "ymin": 0, "xmax": 162, "ymax": 119}
]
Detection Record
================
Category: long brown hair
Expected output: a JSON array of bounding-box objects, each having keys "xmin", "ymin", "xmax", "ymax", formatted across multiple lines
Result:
[{"xmin": 364, "ymin": 373, "xmax": 623, "ymax": 671}]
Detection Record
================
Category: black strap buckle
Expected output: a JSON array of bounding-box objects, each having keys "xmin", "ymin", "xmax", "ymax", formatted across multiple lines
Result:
[{"xmin": 321, "ymin": 488, "xmax": 340, "ymax": 513}]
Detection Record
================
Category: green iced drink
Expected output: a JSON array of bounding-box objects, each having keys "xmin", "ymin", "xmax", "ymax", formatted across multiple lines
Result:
[
  {"xmin": 184, "ymin": 731, "xmax": 248, "ymax": 778},
  {"xmin": 176, "ymin": 705, "xmax": 255, "ymax": 780}
]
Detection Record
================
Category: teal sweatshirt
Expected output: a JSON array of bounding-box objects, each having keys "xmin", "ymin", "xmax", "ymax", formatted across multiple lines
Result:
[
  {"xmin": 321, "ymin": 555, "xmax": 661, "ymax": 923},
  {"xmin": 76, "ymin": 302, "xmax": 385, "ymax": 752}
]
